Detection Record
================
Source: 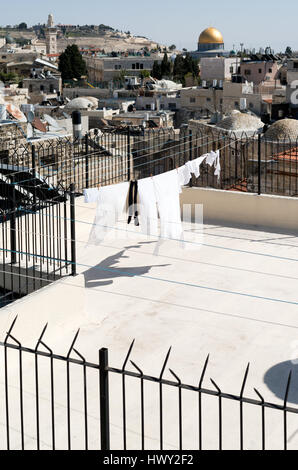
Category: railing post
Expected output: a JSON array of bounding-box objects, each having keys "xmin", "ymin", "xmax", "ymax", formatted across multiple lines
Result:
[
  {"xmin": 85, "ymin": 134, "xmax": 89, "ymax": 189},
  {"xmin": 99, "ymin": 348, "xmax": 110, "ymax": 450},
  {"xmin": 189, "ymin": 129, "xmax": 193, "ymax": 188},
  {"xmin": 127, "ymin": 127, "xmax": 131, "ymax": 182},
  {"xmin": 10, "ymin": 185, "xmax": 16, "ymax": 265},
  {"xmin": 32, "ymin": 144, "xmax": 37, "ymax": 209},
  {"xmin": 258, "ymin": 133, "xmax": 262, "ymax": 195},
  {"xmin": 70, "ymin": 183, "xmax": 76, "ymax": 277}
]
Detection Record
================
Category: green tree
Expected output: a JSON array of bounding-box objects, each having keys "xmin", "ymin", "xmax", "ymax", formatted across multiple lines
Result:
[
  {"xmin": 152, "ymin": 61, "xmax": 162, "ymax": 80},
  {"xmin": 285, "ymin": 46, "xmax": 293, "ymax": 56},
  {"xmin": 161, "ymin": 53, "xmax": 171, "ymax": 78},
  {"xmin": 169, "ymin": 44, "xmax": 176, "ymax": 51},
  {"xmin": 58, "ymin": 45, "xmax": 87, "ymax": 81},
  {"xmin": 18, "ymin": 22, "xmax": 27, "ymax": 30}
]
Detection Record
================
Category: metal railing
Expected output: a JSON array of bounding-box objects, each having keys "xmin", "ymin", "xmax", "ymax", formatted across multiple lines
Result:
[{"xmin": 0, "ymin": 322, "xmax": 297, "ymax": 450}]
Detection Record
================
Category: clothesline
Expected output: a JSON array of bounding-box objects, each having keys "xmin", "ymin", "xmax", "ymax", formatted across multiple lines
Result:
[
  {"xmin": 1, "ymin": 131, "xmax": 210, "ymax": 182},
  {"xmin": 7, "ymin": 135, "xmax": 228, "ymax": 189}
]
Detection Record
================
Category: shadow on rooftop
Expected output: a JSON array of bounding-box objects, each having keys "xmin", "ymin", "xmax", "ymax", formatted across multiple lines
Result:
[
  {"xmin": 84, "ymin": 243, "xmax": 169, "ymax": 288},
  {"xmin": 264, "ymin": 361, "xmax": 298, "ymax": 405}
]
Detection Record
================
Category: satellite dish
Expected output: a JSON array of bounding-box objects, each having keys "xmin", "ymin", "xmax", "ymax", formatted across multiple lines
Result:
[{"xmin": 27, "ymin": 111, "xmax": 35, "ymax": 123}]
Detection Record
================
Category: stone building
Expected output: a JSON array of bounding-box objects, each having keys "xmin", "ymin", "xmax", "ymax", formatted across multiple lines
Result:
[{"xmin": 84, "ymin": 55, "xmax": 162, "ymax": 84}]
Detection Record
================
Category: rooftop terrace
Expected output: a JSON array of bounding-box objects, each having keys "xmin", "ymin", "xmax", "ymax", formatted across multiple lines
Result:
[{"xmin": 1, "ymin": 191, "xmax": 298, "ymax": 450}]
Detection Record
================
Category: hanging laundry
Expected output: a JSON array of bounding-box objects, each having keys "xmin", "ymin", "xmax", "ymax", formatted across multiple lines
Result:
[
  {"xmin": 206, "ymin": 150, "xmax": 221, "ymax": 181},
  {"xmin": 153, "ymin": 170, "xmax": 183, "ymax": 240},
  {"xmin": 127, "ymin": 181, "xmax": 140, "ymax": 226},
  {"xmin": 186, "ymin": 155, "xmax": 208, "ymax": 179},
  {"xmin": 83, "ymin": 188, "xmax": 100, "ymax": 204},
  {"xmin": 85, "ymin": 182, "xmax": 129, "ymax": 244},
  {"xmin": 177, "ymin": 165, "xmax": 192, "ymax": 187},
  {"xmin": 138, "ymin": 177, "xmax": 159, "ymax": 237}
]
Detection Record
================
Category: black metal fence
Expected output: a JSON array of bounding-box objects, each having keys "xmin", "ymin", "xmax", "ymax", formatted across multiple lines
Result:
[
  {"xmin": 0, "ymin": 182, "xmax": 76, "ymax": 308},
  {"xmin": 0, "ymin": 322, "xmax": 297, "ymax": 450},
  {"xmin": 2, "ymin": 127, "xmax": 298, "ymax": 198}
]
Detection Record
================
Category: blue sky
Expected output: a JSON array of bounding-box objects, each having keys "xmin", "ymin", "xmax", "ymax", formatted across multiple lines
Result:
[{"xmin": 1, "ymin": 0, "xmax": 296, "ymax": 53}]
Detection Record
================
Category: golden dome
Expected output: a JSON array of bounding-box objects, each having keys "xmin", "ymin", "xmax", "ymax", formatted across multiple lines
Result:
[{"xmin": 199, "ymin": 27, "xmax": 224, "ymax": 44}]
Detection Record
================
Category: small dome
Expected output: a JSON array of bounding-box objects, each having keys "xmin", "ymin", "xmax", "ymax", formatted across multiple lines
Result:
[
  {"xmin": 264, "ymin": 119, "xmax": 298, "ymax": 141},
  {"xmin": 64, "ymin": 97, "xmax": 95, "ymax": 111},
  {"xmin": 217, "ymin": 112, "xmax": 263, "ymax": 133},
  {"xmin": 82, "ymin": 96, "xmax": 99, "ymax": 108},
  {"xmin": 199, "ymin": 27, "xmax": 224, "ymax": 45}
]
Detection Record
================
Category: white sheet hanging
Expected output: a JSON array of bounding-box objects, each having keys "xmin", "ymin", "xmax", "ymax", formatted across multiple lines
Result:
[
  {"xmin": 177, "ymin": 165, "xmax": 192, "ymax": 187},
  {"xmin": 83, "ymin": 188, "xmax": 100, "ymax": 204},
  {"xmin": 87, "ymin": 182, "xmax": 129, "ymax": 245},
  {"xmin": 153, "ymin": 170, "xmax": 183, "ymax": 240},
  {"xmin": 138, "ymin": 177, "xmax": 159, "ymax": 237}
]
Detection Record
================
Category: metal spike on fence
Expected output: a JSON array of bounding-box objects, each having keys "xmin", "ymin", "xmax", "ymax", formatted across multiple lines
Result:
[
  {"xmin": 199, "ymin": 354, "xmax": 210, "ymax": 389},
  {"xmin": 35, "ymin": 323, "xmax": 48, "ymax": 351},
  {"xmin": 254, "ymin": 388, "xmax": 265, "ymax": 404},
  {"xmin": 240, "ymin": 363, "xmax": 250, "ymax": 397},
  {"xmin": 67, "ymin": 329, "xmax": 80, "ymax": 359},
  {"xmin": 130, "ymin": 360, "xmax": 143, "ymax": 376},
  {"xmin": 210, "ymin": 378, "xmax": 221, "ymax": 395},
  {"xmin": 4, "ymin": 316, "xmax": 18, "ymax": 344},
  {"xmin": 73, "ymin": 348, "xmax": 86, "ymax": 363},
  {"xmin": 169, "ymin": 369, "xmax": 182, "ymax": 386},
  {"xmin": 159, "ymin": 347, "xmax": 172, "ymax": 380},
  {"xmin": 284, "ymin": 371, "xmax": 292, "ymax": 408},
  {"xmin": 122, "ymin": 339, "xmax": 135, "ymax": 371}
]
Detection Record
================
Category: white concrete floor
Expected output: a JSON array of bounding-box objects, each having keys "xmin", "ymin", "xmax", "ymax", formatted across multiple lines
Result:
[{"xmin": 1, "ymin": 197, "xmax": 298, "ymax": 450}]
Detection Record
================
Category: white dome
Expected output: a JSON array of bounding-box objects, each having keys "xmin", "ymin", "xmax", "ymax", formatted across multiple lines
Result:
[
  {"xmin": 264, "ymin": 119, "xmax": 298, "ymax": 141},
  {"xmin": 217, "ymin": 112, "xmax": 263, "ymax": 132},
  {"xmin": 65, "ymin": 97, "xmax": 95, "ymax": 111}
]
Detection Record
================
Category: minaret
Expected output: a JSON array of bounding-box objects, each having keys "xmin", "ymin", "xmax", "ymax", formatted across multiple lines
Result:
[
  {"xmin": 47, "ymin": 14, "xmax": 54, "ymax": 28},
  {"xmin": 45, "ymin": 14, "xmax": 57, "ymax": 55}
]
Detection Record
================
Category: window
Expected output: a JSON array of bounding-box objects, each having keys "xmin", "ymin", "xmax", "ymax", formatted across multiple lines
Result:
[
  {"xmin": 235, "ymin": 101, "xmax": 239, "ymax": 107},
  {"xmin": 249, "ymin": 102, "xmax": 254, "ymax": 109},
  {"xmin": 132, "ymin": 64, "xmax": 136, "ymax": 70},
  {"xmin": 230, "ymin": 66, "xmax": 234, "ymax": 73},
  {"xmin": 168, "ymin": 103, "xmax": 176, "ymax": 110},
  {"xmin": 258, "ymin": 69, "xmax": 262, "ymax": 73},
  {"xmin": 146, "ymin": 104, "xmax": 151, "ymax": 110},
  {"xmin": 206, "ymin": 97, "xmax": 211, "ymax": 102},
  {"xmin": 190, "ymin": 97, "xmax": 196, "ymax": 103},
  {"xmin": 29, "ymin": 84, "xmax": 33, "ymax": 93},
  {"xmin": 245, "ymin": 69, "xmax": 251, "ymax": 75},
  {"xmin": 136, "ymin": 63, "xmax": 140, "ymax": 70},
  {"xmin": 269, "ymin": 68, "xmax": 272, "ymax": 73},
  {"xmin": 50, "ymin": 84, "xmax": 54, "ymax": 93},
  {"xmin": 40, "ymin": 85, "xmax": 44, "ymax": 92},
  {"xmin": 140, "ymin": 64, "xmax": 144, "ymax": 70},
  {"xmin": 294, "ymin": 62, "xmax": 298, "ymax": 69}
]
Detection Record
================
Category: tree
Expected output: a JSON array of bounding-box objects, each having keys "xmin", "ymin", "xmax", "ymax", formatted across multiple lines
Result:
[
  {"xmin": 173, "ymin": 54, "xmax": 199, "ymax": 86},
  {"xmin": 152, "ymin": 61, "xmax": 162, "ymax": 80},
  {"xmin": 160, "ymin": 53, "xmax": 171, "ymax": 78},
  {"xmin": 18, "ymin": 22, "xmax": 27, "ymax": 30},
  {"xmin": 285, "ymin": 46, "xmax": 293, "ymax": 56},
  {"xmin": 58, "ymin": 45, "xmax": 87, "ymax": 81},
  {"xmin": 169, "ymin": 44, "xmax": 176, "ymax": 51}
]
